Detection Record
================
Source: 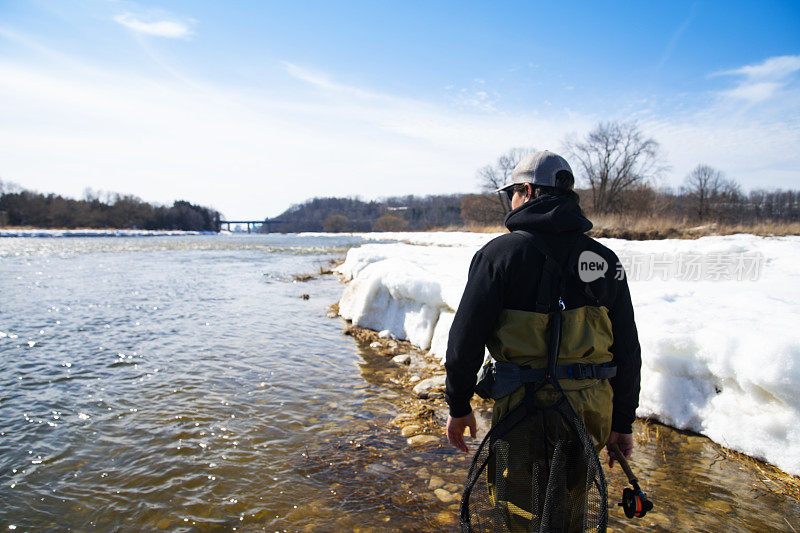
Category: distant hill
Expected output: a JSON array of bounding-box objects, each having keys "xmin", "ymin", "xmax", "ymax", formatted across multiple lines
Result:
[{"xmin": 270, "ymin": 195, "xmax": 467, "ymax": 232}]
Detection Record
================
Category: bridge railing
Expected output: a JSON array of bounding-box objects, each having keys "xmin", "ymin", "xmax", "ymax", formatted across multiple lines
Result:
[{"xmin": 218, "ymin": 219, "xmax": 284, "ymax": 233}]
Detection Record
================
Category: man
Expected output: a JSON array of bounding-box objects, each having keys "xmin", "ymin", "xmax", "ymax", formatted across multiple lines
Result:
[{"xmin": 444, "ymin": 151, "xmax": 641, "ymax": 520}]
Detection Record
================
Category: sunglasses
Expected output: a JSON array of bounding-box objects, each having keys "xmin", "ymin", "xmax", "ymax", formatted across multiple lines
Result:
[{"xmin": 503, "ymin": 185, "xmax": 527, "ymax": 202}]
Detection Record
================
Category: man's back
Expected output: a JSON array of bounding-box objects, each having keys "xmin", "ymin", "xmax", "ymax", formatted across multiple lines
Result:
[{"xmin": 445, "ymin": 194, "xmax": 641, "ymax": 438}]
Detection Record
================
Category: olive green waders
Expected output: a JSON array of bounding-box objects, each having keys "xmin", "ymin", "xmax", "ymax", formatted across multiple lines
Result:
[{"xmin": 460, "ymin": 231, "xmax": 613, "ymax": 533}]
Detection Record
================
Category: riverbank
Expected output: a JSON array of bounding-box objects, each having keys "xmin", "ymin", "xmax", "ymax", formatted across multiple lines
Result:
[
  {"xmin": 0, "ymin": 227, "xmax": 216, "ymax": 237},
  {"xmin": 334, "ymin": 318, "xmax": 800, "ymax": 530},
  {"xmin": 331, "ymin": 231, "xmax": 800, "ymax": 529},
  {"xmin": 433, "ymin": 216, "xmax": 800, "ymax": 240},
  {"xmin": 335, "ymin": 232, "xmax": 800, "ymax": 476}
]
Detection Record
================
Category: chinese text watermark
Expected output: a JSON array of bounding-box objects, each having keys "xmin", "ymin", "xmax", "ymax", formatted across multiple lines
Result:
[{"xmin": 611, "ymin": 252, "xmax": 765, "ymax": 281}]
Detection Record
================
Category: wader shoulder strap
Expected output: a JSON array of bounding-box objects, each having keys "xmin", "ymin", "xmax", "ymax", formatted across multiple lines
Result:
[
  {"xmin": 505, "ymin": 230, "xmax": 610, "ymax": 392},
  {"xmin": 514, "ymin": 230, "xmax": 601, "ymax": 307},
  {"xmin": 513, "ymin": 230, "xmax": 568, "ymax": 313}
]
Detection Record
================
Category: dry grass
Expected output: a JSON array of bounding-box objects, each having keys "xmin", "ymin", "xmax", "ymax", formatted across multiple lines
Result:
[
  {"xmin": 328, "ymin": 302, "xmax": 340, "ymax": 316},
  {"xmin": 713, "ymin": 445, "xmax": 800, "ymax": 504},
  {"xmin": 460, "ymin": 223, "xmax": 506, "ymax": 233},
  {"xmin": 293, "ymin": 259, "xmax": 340, "ymax": 282},
  {"xmin": 588, "ymin": 214, "xmax": 800, "ymax": 240},
  {"xmin": 637, "ymin": 418, "xmax": 800, "ymax": 504},
  {"xmin": 713, "ymin": 219, "xmax": 800, "ymax": 237},
  {"xmin": 437, "ymin": 216, "xmax": 799, "ymax": 239},
  {"xmin": 634, "ymin": 418, "xmax": 654, "ymax": 445},
  {"xmin": 430, "ymin": 223, "xmax": 505, "ymax": 233}
]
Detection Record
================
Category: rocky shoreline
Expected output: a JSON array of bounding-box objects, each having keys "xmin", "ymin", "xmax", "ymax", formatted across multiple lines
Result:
[
  {"xmin": 329, "ymin": 303, "xmax": 800, "ymax": 531},
  {"xmin": 330, "ymin": 304, "xmax": 493, "ymax": 509},
  {"xmin": 336, "ymin": 308, "xmax": 491, "ymax": 434}
]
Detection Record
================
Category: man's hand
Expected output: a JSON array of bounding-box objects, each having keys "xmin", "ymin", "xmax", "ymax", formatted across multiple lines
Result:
[
  {"xmin": 446, "ymin": 412, "xmax": 477, "ymax": 453},
  {"xmin": 606, "ymin": 431, "xmax": 634, "ymax": 467}
]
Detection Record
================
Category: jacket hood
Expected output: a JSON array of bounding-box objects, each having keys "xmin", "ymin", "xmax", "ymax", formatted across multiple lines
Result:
[{"xmin": 504, "ymin": 194, "xmax": 593, "ymax": 234}]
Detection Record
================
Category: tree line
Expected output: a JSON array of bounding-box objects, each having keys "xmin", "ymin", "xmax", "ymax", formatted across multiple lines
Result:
[
  {"xmin": 271, "ymin": 121, "xmax": 798, "ymax": 233},
  {"xmin": 4, "ymin": 121, "xmax": 796, "ymax": 233},
  {"xmin": 0, "ymin": 182, "xmax": 221, "ymax": 231},
  {"xmin": 271, "ymin": 195, "xmax": 464, "ymax": 232},
  {"xmin": 468, "ymin": 121, "xmax": 799, "ymax": 225}
]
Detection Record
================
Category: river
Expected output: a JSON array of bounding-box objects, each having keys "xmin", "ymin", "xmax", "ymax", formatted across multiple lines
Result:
[{"xmin": 1, "ymin": 234, "xmax": 798, "ymax": 532}]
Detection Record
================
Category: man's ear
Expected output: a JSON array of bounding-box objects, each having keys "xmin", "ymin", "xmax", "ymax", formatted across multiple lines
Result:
[{"xmin": 525, "ymin": 183, "xmax": 533, "ymax": 201}]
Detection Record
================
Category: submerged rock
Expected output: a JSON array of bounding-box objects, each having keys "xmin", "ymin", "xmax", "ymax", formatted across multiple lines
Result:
[
  {"xmin": 392, "ymin": 413, "xmax": 417, "ymax": 426},
  {"xmin": 413, "ymin": 375, "xmax": 446, "ymax": 397},
  {"xmin": 435, "ymin": 511, "xmax": 457, "ymax": 525},
  {"xmin": 428, "ymin": 476, "xmax": 446, "ymax": 490},
  {"xmin": 434, "ymin": 488, "xmax": 458, "ymax": 503},
  {"xmin": 364, "ymin": 463, "xmax": 393, "ymax": 476},
  {"xmin": 400, "ymin": 424, "xmax": 422, "ymax": 437},
  {"xmin": 392, "ymin": 353, "xmax": 411, "ymax": 365},
  {"xmin": 443, "ymin": 483, "xmax": 460, "ymax": 493},
  {"xmin": 407, "ymin": 434, "xmax": 439, "ymax": 447}
]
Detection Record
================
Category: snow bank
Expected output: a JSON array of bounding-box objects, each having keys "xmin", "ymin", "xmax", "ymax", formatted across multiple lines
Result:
[
  {"xmin": 337, "ymin": 232, "xmax": 800, "ymax": 475},
  {"xmin": 337, "ymin": 243, "xmax": 477, "ymax": 348}
]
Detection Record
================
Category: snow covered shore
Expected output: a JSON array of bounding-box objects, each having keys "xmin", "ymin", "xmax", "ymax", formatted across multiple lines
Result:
[
  {"xmin": 0, "ymin": 228, "xmax": 216, "ymax": 238},
  {"xmin": 337, "ymin": 232, "xmax": 800, "ymax": 476}
]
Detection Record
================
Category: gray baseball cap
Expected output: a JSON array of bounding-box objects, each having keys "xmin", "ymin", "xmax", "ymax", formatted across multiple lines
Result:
[{"xmin": 495, "ymin": 150, "xmax": 574, "ymax": 192}]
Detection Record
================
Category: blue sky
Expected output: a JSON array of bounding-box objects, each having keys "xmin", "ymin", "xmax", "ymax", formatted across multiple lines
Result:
[{"xmin": 1, "ymin": 1, "xmax": 798, "ymax": 218}]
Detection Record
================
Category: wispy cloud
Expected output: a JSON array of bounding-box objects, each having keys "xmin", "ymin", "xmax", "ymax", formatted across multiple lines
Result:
[
  {"xmin": 114, "ymin": 12, "xmax": 193, "ymax": 39},
  {"xmin": 656, "ymin": 2, "xmax": 697, "ymax": 70},
  {"xmin": 452, "ymin": 87, "xmax": 498, "ymax": 112},
  {"xmin": 719, "ymin": 55, "xmax": 800, "ymax": 79},
  {"xmin": 281, "ymin": 62, "xmax": 386, "ymax": 100},
  {"xmin": 714, "ymin": 55, "xmax": 800, "ymax": 103},
  {"xmin": 1, "ymin": 26, "xmax": 798, "ymax": 219},
  {"xmin": 0, "ymin": 45, "xmax": 564, "ymax": 218}
]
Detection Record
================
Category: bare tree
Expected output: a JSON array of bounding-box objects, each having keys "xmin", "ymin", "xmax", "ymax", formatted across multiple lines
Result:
[
  {"xmin": 0, "ymin": 179, "xmax": 22, "ymax": 195},
  {"xmin": 565, "ymin": 122, "xmax": 665, "ymax": 213},
  {"xmin": 682, "ymin": 164, "xmax": 742, "ymax": 220},
  {"xmin": 460, "ymin": 194, "xmax": 504, "ymax": 226},
  {"xmin": 749, "ymin": 189, "xmax": 800, "ymax": 221},
  {"xmin": 683, "ymin": 164, "xmax": 724, "ymax": 220},
  {"xmin": 477, "ymin": 147, "xmax": 533, "ymax": 213}
]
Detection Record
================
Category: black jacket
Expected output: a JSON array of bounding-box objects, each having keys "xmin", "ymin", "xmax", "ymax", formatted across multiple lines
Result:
[{"xmin": 444, "ymin": 194, "xmax": 642, "ymax": 434}]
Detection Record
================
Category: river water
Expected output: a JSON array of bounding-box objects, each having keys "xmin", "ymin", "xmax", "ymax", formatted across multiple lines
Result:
[{"xmin": 1, "ymin": 234, "xmax": 798, "ymax": 532}]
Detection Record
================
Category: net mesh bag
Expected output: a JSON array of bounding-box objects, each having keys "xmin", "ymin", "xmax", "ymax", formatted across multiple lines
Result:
[{"xmin": 460, "ymin": 383, "xmax": 608, "ymax": 533}]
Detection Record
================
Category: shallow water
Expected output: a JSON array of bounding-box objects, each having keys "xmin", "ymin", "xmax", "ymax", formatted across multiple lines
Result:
[
  {"xmin": 329, "ymin": 340, "xmax": 800, "ymax": 532},
  {"xmin": 0, "ymin": 235, "xmax": 380, "ymax": 531},
  {"xmin": 1, "ymin": 234, "xmax": 798, "ymax": 532}
]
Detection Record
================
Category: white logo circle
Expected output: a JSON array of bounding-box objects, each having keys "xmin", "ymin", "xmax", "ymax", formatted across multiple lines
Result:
[{"xmin": 578, "ymin": 250, "xmax": 608, "ymax": 283}]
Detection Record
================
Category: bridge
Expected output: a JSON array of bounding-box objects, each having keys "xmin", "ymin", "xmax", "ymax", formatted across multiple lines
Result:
[{"xmin": 219, "ymin": 219, "xmax": 284, "ymax": 233}]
